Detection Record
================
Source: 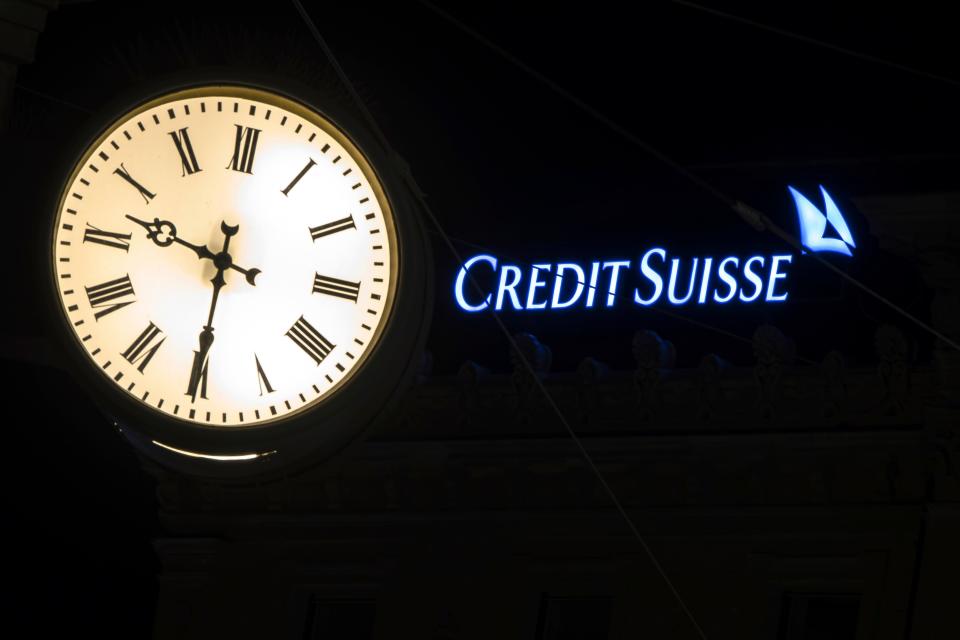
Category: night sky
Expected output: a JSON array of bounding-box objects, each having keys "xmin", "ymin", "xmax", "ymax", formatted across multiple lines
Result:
[{"xmin": 4, "ymin": 1, "xmax": 959, "ymax": 635}]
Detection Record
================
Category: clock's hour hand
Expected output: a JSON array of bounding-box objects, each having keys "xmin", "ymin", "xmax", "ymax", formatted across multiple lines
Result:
[
  {"xmin": 125, "ymin": 214, "xmax": 213, "ymax": 259},
  {"xmin": 174, "ymin": 234, "xmax": 216, "ymax": 261},
  {"xmin": 125, "ymin": 214, "xmax": 260, "ymax": 285}
]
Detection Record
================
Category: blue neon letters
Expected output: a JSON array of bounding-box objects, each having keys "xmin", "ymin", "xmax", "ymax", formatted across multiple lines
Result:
[
  {"xmin": 455, "ymin": 185, "xmax": 853, "ymax": 313},
  {"xmin": 454, "ymin": 249, "xmax": 794, "ymax": 312}
]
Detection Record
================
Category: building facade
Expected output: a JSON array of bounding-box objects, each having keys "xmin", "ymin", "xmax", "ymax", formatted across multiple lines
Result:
[{"xmin": 148, "ymin": 193, "xmax": 960, "ymax": 639}]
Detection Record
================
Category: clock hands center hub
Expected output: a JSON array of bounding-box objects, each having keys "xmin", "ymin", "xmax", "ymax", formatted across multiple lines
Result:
[{"xmin": 213, "ymin": 251, "xmax": 232, "ymax": 271}]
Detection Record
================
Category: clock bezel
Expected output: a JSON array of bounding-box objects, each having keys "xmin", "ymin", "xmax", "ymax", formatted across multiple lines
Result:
[{"xmin": 44, "ymin": 72, "xmax": 432, "ymax": 478}]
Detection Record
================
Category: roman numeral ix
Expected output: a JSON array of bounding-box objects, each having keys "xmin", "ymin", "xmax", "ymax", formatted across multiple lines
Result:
[{"xmin": 85, "ymin": 275, "xmax": 135, "ymax": 320}]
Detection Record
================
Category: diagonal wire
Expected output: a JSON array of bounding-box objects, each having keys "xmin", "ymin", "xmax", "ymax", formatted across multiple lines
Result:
[
  {"xmin": 415, "ymin": 0, "xmax": 736, "ymax": 209},
  {"xmin": 413, "ymin": 0, "xmax": 960, "ymax": 355},
  {"xmin": 758, "ymin": 217, "xmax": 960, "ymax": 352},
  {"xmin": 290, "ymin": 1, "xmax": 710, "ymax": 638},
  {"xmin": 665, "ymin": 0, "xmax": 960, "ymax": 89},
  {"xmin": 15, "ymin": 83, "xmax": 94, "ymax": 114},
  {"xmin": 689, "ymin": 152, "xmax": 960, "ymax": 170}
]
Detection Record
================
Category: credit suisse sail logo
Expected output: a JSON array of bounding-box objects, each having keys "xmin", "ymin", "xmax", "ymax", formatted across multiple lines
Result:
[
  {"xmin": 454, "ymin": 186, "xmax": 855, "ymax": 312},
  {"xmin": 788, "ymin": 185, "xmax": 857, "ymax": 257}
]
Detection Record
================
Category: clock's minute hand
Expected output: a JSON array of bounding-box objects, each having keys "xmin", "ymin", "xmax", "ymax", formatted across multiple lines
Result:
[
  {"xmin": 125, "ymin": 215, "xmax": 261, "ymax": 285},
  {"xmin": 186, "ymin": 221, "xmax": 236, "ymax": 403},
  {"xmin": 186, "ymin": 326, "xmax": 213, "ymax": 403}
]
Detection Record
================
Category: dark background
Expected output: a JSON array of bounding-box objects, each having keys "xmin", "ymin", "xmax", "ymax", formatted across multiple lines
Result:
[{"xmin": 4, "ymin": 1, "xmax": 959, "ymax": 636}]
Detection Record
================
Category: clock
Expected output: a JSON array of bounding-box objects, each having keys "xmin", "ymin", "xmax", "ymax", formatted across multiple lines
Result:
[{"xmin": 46, "ymin": 78, "xmax": 431, "ymax": 476}]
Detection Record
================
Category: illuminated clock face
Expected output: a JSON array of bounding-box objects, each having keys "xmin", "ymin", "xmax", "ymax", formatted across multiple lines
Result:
[{"xmin": 52, "ymin": 86, "xmax": 397, "ymax": 427}]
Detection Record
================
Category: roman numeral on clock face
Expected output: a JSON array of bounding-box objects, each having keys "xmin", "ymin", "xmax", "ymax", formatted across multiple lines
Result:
[
  {"xmin": 281, "ymin": 158, "xmax": 316, "ymax": 196},
  {"xmin": 255, "ymin": 354, "xmax": 275, "ymax": 395},
  {"xmin": 168, "ymin": 127, "xmax": 202, "ymax": 176},
  {"xmin": 85, "ymin": 275, "xmax": 135, "ymax": 320},
  {"xmin": 226, "ymin": 124, "xmax": 261, "ymax": 173},
  {"xmin": 113, "ymin": 163, "xmax": 155, "ymax": 204},
  {"xmin": 121, "ymin": 322, "xmax": 165, "ymax": 373},
  {"xmin": 83, "ymin": 223, "xmax": 131, "ymax": 251},
  {"xmin": 286, "ymin": 316, "xmax": 335, "ymax": 365},
  {"xmin": 309, "ymin": 215, "xmax": 356, "ymax": 241},
  {"xmin": 186, "ymin": 349, "xmax": 210, "ymax": 402},
  {"xmin": 312, "ymin": 273, "xmax": 361, "ymax": 302}
]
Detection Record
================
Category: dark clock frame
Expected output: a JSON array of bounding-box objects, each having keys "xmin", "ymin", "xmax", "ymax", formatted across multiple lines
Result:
[{"xmin": 41, "ymin": 70, "xmax": 433, "ymax": 479}]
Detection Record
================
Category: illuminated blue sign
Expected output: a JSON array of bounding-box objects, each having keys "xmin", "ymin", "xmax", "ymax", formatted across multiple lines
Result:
[
  {"xmin": 454, "ymin": 250, "xmax": 794, "ymax": 312},
  {"xmin": 788, "ymin": 185, "xmax": 856, "ymax": 256},
  {"xmin": 454, "ymin": 186, "xmax": 854, "ymax": 313}
]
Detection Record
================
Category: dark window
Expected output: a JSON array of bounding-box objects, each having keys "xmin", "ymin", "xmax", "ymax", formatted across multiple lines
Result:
[
  {"xmin": 303, "ymin": 597, "xmax": 376, "ymax": 640},
  {"xmin": 778, "ymin": 593, "xmax": 860, "ymax": 640},
  {"xmin": 536, "ymin": 595, "xmax": 612, "ymax": 640}
]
